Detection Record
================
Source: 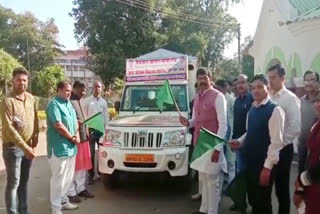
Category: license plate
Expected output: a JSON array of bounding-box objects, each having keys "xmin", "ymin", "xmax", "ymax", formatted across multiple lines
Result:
[{"xmin": 125, "ymin": 154, "xmax": 154, "ymax": 163}]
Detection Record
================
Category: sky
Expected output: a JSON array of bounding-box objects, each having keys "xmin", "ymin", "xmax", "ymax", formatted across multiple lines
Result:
[
  {"xmin": 0, "ymin": 0, "xmax": 263, "ymax": 58},
  {"xmin": 225, "ymin": 0, "xmax": 263, "ymax": 58}
]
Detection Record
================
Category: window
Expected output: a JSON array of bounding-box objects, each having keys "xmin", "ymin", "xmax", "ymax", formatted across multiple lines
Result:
[{"xmin": 121, "ymin": 85, "xmax": 188, "ymax": 112}]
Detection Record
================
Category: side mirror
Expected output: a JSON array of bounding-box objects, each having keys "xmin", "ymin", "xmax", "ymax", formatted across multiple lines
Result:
[{"xmin": 114, "ymin": 101, "xmax": 120, "ymax": 113}]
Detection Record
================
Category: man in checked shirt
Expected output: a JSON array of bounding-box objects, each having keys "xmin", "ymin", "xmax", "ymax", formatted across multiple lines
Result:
[{"xmin": 1, "ymin": 67, "xmax": 39, "ymax": 214}]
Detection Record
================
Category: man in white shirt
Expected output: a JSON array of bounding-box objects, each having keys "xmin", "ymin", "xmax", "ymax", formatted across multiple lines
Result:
[
  {"xmin": 267, "ymin": 64, "xmax": 301, "ymax": 214},
  {"xmin": 85, "ymin": 81, "xmax": 109, "ymax": 184},
  {"xmin": 179, "ymin": 68, "xmax": 227, "ymax": 214},
  {"xmin": 230, "ymin": 74, "xmax": 285, "ymax": 214},
  {"xmin": 215, "ymin": 79, "xmax": 236, "ymax": 185}
]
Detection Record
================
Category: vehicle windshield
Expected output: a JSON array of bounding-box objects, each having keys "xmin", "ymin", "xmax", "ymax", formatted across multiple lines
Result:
[{"xmin": 121, "ymin": 85, "xmax": 188, "ymax": 112}]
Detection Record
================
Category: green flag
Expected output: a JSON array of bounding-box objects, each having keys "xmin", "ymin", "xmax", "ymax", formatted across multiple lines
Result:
[
  {"xmin": 83, "ymin": 112, "xmax": 105, "ymax": 134},
  {"xmin": 190, "ymin": 128, "xmax": 225, "ymax": 163},
  {"xmin": 156, "ymin": 80, "xmax": 176, "ymax": 110}
]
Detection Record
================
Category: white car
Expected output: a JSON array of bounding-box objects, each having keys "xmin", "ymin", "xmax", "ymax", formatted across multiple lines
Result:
[{"xmin": 98, "ymin": 83, "xmax": 193, "ymax": 188}]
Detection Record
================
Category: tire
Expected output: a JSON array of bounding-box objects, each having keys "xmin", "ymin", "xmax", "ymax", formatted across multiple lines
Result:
[{"xmin": 101, "ymin": 172, "xmax": 119, "ymax": 190}]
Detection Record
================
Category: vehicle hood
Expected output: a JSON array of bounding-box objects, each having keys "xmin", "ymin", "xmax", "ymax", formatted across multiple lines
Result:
[{"xmin": 108, "ymin": 115, "xmax": 183, "ymax": 127}]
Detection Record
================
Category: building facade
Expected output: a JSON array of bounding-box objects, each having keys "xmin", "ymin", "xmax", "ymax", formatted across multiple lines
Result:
[
  {"xmin": 249, "ymin": 0, "xmax": 320, "ymax": 95},
  {"xmin": 55, "ymin": 48, "xmax": 100, "ymax": 91}
]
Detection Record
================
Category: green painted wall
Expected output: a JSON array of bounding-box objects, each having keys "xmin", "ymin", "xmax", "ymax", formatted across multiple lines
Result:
[{"xmin": 311, "ymin": 54, "xmax": 320, "ymax": 72}]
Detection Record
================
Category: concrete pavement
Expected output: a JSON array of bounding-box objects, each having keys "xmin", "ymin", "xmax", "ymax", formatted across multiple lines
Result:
[{"xmin": 0, "ymin": 132, "xmax": 300, "ymax": 214}]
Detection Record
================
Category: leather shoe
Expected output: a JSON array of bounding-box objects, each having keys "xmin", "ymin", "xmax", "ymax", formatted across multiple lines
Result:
[
  {"xmin": 79, "ymin": 190, "xmax": 94, "ymax": 198},
  {"xmin": 68, "ymin": 195, "xmax": 81, "ymax": 203}
]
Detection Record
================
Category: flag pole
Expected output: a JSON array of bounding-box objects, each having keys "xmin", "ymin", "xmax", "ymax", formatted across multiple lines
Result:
[
  {"xmin": 173, "ymin": 96, "xmax": 182, "ymax": 117},
  {"xmin": 167, "ymin": 80, "xmax": 182, "ymax": 117}
]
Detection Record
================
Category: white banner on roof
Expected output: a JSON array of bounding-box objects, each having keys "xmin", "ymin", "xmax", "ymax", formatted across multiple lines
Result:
[{"xmin": 126, "ymin": 56, "xmax": 187, "ymax": 82}]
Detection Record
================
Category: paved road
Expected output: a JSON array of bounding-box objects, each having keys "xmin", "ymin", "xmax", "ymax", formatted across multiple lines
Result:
[{"xmin": 0, "ymin": 132, "xmax": 299, "ymax": 214}]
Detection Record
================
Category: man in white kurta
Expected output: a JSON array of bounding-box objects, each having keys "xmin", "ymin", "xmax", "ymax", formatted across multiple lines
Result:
[{"xmin": 180, "ymin": 68, "xmax": 227, "ymax": 214}]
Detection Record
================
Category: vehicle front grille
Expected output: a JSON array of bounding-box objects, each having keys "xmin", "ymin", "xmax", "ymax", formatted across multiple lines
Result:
[{"xmin": 123, "ymin": 132, "xmax": 162, "ymax": 149}]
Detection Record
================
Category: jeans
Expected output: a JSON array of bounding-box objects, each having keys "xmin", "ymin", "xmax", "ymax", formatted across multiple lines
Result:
[
  {"xmin": 234, "ymin": 149, "xmax": 248, "ymax": 209},
  {"xmin": 3, "ymin": 145, "xmax": 32, "ymax": 214},
  {"xmin": 236, "ymin": 149, "xmax": 247, "ymax": 174},
  {"xmin": 88, "ymin": 129, "xmax": 102, "ymax": 178}
]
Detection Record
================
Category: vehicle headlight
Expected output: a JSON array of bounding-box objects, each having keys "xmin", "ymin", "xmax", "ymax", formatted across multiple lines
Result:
[
  {"xmin": 163, "ymin": 131, "xmax": 185, "ymax": 147},
  {"xmin": 102, "ymin": 129, "xmax": 121, "ymax": 146}
]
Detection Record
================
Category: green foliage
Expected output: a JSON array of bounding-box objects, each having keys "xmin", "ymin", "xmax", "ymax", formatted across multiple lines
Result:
[
  {"xmin": 71, "ymin": 0, "xmax": 240, "ymax": 86},
  {"xmin": 71, "ymin": 0, "xmax": 160, "ymax": 87},
  {"xmin": 215, "ymin": 57, "xmax": 240, "ymax": 81},
  {"xmin": 0, "ymin": 49, "xmax": 21, "ymax": 82},
  {"xmin": 215, "ymin": 35, "xmax": 254, "ymax": 82},
  {"xmin": 160, "ymin": 0, "xmax": 238, "ymax": 67},
  {"xmin": 242, "ymin": 55, "xmax": 254, "ymax": 81},
  {"xmin": 0, "ymin": 5, "xmax": 62, "ymax": 73},
  {"xmin": 112, "ymin": 77, "xmax": 125, "ymax": 94},
  {"xmin": 32, "ymin": 65, "xmax": 65, "ymax": 97},
  {"xmin": 241, "ymin": 36, "xmax": 254, "ymax": 81},
  {"xmin": 0, "ymin": 49, "xmax": 22, "ymax": 93}
]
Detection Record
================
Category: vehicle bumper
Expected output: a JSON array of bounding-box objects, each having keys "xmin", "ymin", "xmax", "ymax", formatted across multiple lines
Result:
[{"xmin": 98, "ymin": 146, "xmax": 189, "ymax": 177}]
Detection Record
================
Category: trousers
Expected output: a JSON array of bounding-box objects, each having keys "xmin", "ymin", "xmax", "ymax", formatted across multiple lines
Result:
[
  {"xmin": 199, "ymin": 172, "xmax": 224, "ymax": 214},
  {"xmin": 48, "ymin": 152, "xmax": 76, "ymax": 212},
  {"xmin": 274, "ymin": 144, "xmax": 294, "ymax": 214},
  {"xmin": 68, "ymin": 170, "xmax": 87, "ymax": 196},
  {"xmin": 3, "ymin": 145, "xmax": 32, "ymax": 214}
]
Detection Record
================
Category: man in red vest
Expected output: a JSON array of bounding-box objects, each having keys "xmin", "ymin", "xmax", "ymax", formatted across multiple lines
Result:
[{"xmin": 180, "ymin": 67, "xmax": 227, "ymax": 214}]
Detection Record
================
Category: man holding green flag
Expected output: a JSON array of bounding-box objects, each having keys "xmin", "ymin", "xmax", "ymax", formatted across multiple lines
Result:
[
  {"xmin": 85, "ymin": 81, "xmax": 109, "ymax": 184},
  {"xmin": 190, "ymin": 128, "xmax": 227, "ymax": 214},
  {"xmin": 179, "ymin": 68, "xmax": 227, "ymax": 214},
  {"xmin": 83, "ymin": 112, "xmax": 105, "ymax": 135}
]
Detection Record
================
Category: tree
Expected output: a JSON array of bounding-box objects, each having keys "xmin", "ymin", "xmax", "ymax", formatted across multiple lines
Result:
[
  {"xmin": 214, "ymin": 57, "xmax": 239, "ymax": 81},
  {"xmin": 0, "ymin": 5, "xmax": 62, "ymax": 73},
  {"xmin": 160, "ymin": 0, "xmax": 238, "ymax": 68},
  {"xmin": 71, "ymin": 0, "xmax": 240, "ymax": 87},
  {"xmin": 105, "ymin": 77, "xmax": 125, "ymax": 106},
  {"xmin": 32, "ymin": 65, "xmax": 65, "ymax": 97},
  {"xmin": 214, "ymin": 35, "xmax": 254, "ymax": 82},
  {"xmin": 0, "ymin": 49, "xmax": 22, "ymax": 94},
  {"xmin": 71, "ymin": 0, "xmax": 161, "ymax": 87}
]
